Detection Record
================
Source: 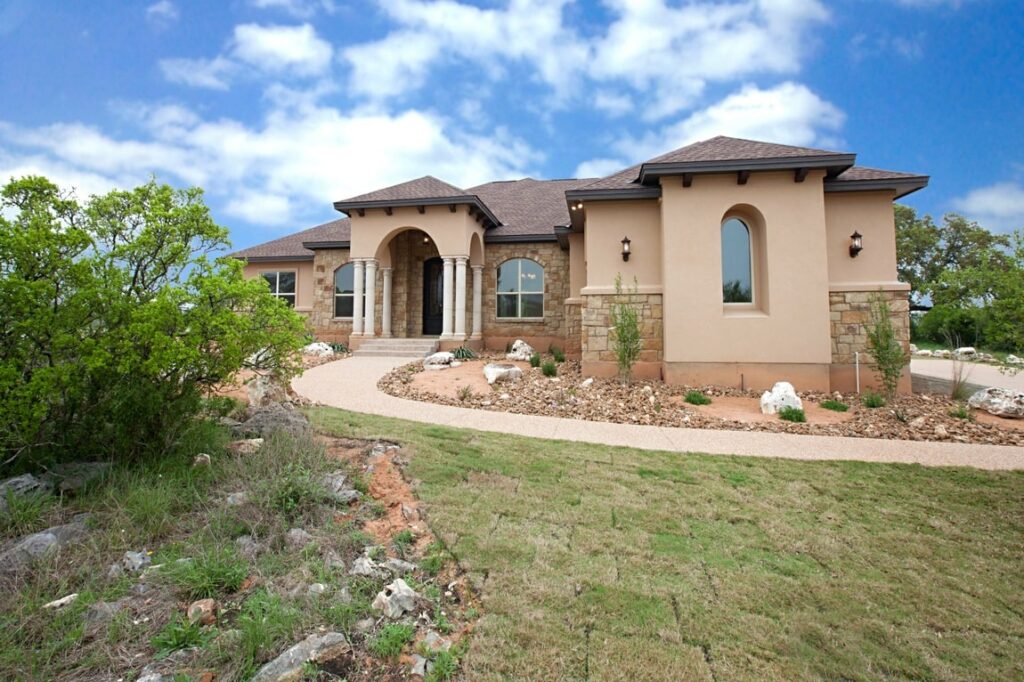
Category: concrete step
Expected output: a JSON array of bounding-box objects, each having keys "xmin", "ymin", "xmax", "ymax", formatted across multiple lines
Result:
[
  {"xmin": 353, "ymin": 350, "xmax": 434, "ymax": 358},
  {"xmin": 352, "ymin": 337, "xmax": 439, "ymax": 358}
]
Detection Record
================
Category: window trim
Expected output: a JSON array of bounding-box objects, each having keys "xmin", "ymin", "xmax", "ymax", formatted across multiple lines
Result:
[
  {"xmin": 259, "ymin": 270, "xmax": 297, "ymax": 307},
  {"xmin": 721, "ymin": 217, "xmax": 756, "ymax": 309},
  {"xmin": 495, "ymin": 258, "xmax": 545, "ymax": 320},
  {"xmin": 332, "ymin": 262, "xmax": 365, "ymax": 320}
]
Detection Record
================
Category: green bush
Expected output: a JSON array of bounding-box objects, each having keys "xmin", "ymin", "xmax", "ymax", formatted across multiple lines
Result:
[
  {"xmin": 452, "ymin": 346, "xmax": 476, "ymax": 360},
  {"xmin": 162, "ymin": 545, "xmax": 248, "ymax": 599},
  {"xmin": 370, "ymin": 623, "xmax": 415, "ymax": 659},
  {"xmin": 260, "ymin": 462, "xmax": 325, "ymax": 522},
  {"xmin": 778, "ymin": 407, "xmax": 806, "ymax": 423},
  {"xmin": 151, "ymin": 617, "xmax": 214, "ymax": 658},
  {"xmin": 0, "ymin": 176, "xmax": 307, "ymax": 470},
  {"xmin": 329, "ymin": 342, "xmax": 348, "ymax": 354},
  {"xmin": 916, "ymin": 305, "xmax": 987, "ymax": 347},
  {"xmin": 609, "ymin": 275, "xmax": 642, "ymax": 384},
  {"xmin": 684, "ymin": 390, "xmax": 711, "ymax": 406},
  {"xmin": 862, "ymin": 392, "xmax": 886, "ymax": 408},
  {"xmin": 866, "ymin": 294, "xmax": 910, "ymax": 401},
  {"xmin": 550, "ymin": 346, "xmax": 566, "ymax": 363},
  {"xmin": 820, "ymin": 399, "xmax": 849, "ymax": 412},
  {"xmin": 949, "ymin": 404, "xmax": 972, "ymax": 420},
  {"xmin": 541, "ymin": 361, "xmax": 558, "ymax": 377},
  {"xmin": 529, "ymin": 353, "xmax": 542, "ymax": 368}
]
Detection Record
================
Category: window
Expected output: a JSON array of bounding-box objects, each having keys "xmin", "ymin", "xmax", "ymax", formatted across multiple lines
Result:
[
  {"xmin": 497, "ymin": 258, "xmax": 544, "ymax": 318},
  {"xmin": 261, "ymin": 271, "xmax": 296, "ymax": 307},
  {"xmin": 334, "ymin": 263, "xmax": 366, "ymax": 318},
  {"xmin": 721, "ymin": 218, "xmax": 753, "ymax": 304}
]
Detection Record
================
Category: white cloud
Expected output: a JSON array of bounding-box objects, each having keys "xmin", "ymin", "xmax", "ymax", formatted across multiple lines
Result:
[
  {"xmin": 249, "ymin": 0, "xmax": 337, "ymax": 19},
  {"xmin": 0, "ymin": 98, "xmax": 541, "ymax": 229},
  {"xmin": 574, "ymin": 158, "xmax": 626, "ymax": 179},
  {"xmin": 146, "ymin": 0, "xmax": 178, "ymax": 27},
  {"xmin": 593, "ymin": 92, "xmax": 634, "ymax": 118},
  {"xmin": 160, "ymin": 23, "xmax": 331, "ymax": 90},
  {"xmin": 343, "ymin": 31, "xmax": 443, "ymax": 99},
  {"xmin": 952, "ymin": 182, "xmax": 1024, "ymax": 232},
  {"xmin": 574, "ymin": 82, "xmax": 845, "ymax": 178},
  {"xmin": 232, "ymin": 23, "xmax": 332, "ymax": 76}
]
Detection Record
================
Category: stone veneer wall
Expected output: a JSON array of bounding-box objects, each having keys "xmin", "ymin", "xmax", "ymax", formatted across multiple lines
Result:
[
  {"xmin": 829, "ymin": 289, "xmax": 910, "ymax": 364},
  {"xmin": 564, "ymin": 301, "xmax": 582, "ymax": 356},
  {"xmin": 481, "ymin": 241, "xmax": 568, "ymax": 348},
  {"xmin": 581, "ymin": 293, "xmax": 663, "ymax": 365}
]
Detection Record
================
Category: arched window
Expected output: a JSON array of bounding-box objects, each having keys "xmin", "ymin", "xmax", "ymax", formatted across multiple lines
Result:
[
  {"xmin": 722, "ymin": 218, "xmax": 753, "ymax": 304},
  {"xmin": 334, "ymin": 263, "xmax": 365, "ymax": 318},
  {"xmin": 497, "ymin": 258, "xmax": 544, "ymax": 318}
]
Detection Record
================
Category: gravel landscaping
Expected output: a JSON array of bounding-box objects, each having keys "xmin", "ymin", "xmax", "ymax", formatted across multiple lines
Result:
[{"xmin": 379, "ymin": 354, "xmax": 1024, "ymax": 446}]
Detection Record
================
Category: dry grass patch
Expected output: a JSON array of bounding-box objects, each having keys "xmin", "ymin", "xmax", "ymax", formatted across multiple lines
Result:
[{"xmin": 311, "ymin": 407, "xmax": 1024, "ymax": 682}]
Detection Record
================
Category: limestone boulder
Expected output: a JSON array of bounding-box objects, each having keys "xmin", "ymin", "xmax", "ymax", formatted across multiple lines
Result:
[
  {"xmin": 483, "ymin": 363, "xmax": 523, "ymax": 385},
  {"xmin": 302, "ymin": 342, "xmax": 335, "ymax": 358},
  {"xmin": 372, "ymin": 578, "xmax": 419, "ymax": 618},
  {"xmin": 247, "ymin": 374, "xmax": 289, "ymax": 407},
  {"xmin": 506, "ymin": 339, "xmax": 535, "ymax": 361},
  {"xmin": 237, "ymin": 403, "xmax": 309, "ymax": 438},
  {"xmin": 915, "ymin": 349, "xmax": 933, "ymax": 357},
  {"xmin": 954, "ymin": 347, "xmax": 977, "ymax": 359},
  {"xmin": 968, "ymin": 387, "xmax": 1024, "ymax": 419},
  {"xmin": 0, "ymin": 474, "xmax": 53, "ymax": 513},
  {"xmin": 423, "ymin": 352, "xmax": 459, "ymax": 370},
  {"xmin": 1007, "ymin": 354, "xmax": 1023, "ymax": 365},
  {"xmin": 759, "ymin": 382, "xmax": 803, "ymax": 415},
  {"xmin": 249, "ymin": 632, "xmax": 350, "ymax": 682},
  {"xmin": 0, "ymin": 514, "xmax": 91, "ymax": 573}
]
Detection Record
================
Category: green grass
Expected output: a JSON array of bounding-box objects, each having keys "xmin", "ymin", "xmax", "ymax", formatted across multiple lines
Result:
[
  {"xmin": 550, "ymin": 346, "xmax": 566, "ymax": 363},
  {"xmin": 311, "ymin": 407, "xmax": 1024, "ymax": 681},
  {"xmin": 820, "ymin": 399, "xmax": 848, "ymax": 412},
  {"xmin": 777, "ymin": 406, "xmax": 806, "ymax": 422},
  {"xmin": 529, "ymin": 352, "xmax": 541, "ymax": 368},
  {"xmin": 541, "ymin": 360, "xmax": 558, "ymax": 377},
  {"xmin": 151, "ymin": 616, "xmax": 214, "ymax": 658},
  {"xmin": 369, "ymin": 623, "xmax": 415, "ymax": 659},
  {"xmin": 683, "ymin": 390, "xmax": 712, "ymax": 406},
  {"xmin": 160, "ymin": 545, "xmax": 248, "ymax": 599}
]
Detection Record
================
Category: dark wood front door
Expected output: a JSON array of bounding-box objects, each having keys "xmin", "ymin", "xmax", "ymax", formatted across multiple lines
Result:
[{"xmin": 422, "ymin": 257, "xmax": 444, "ymax": 335}]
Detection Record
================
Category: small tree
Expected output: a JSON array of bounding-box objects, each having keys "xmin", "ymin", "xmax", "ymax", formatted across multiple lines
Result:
[
  {"xmin": 865, "ymin": 292, "xmax": 909, "ymax": 400},
  {"xmin": 608, "ymin": 275, "xmax": 642, "ymax": 384}
]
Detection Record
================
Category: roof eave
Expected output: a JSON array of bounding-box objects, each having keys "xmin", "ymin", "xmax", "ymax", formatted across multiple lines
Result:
[
  {"xmin": 637, "ymin": 154, "xmax": 857, "ymax": 185},
  {"xmin": 233, "ymin": 254, "xmax": 314, "ymax": 263},
  {"xmin": 553, "ymin": 225, "xmax": 571, "ymax": 251},
  {"xmin": 332, "ymin": 195, "xmax": 502, "ymax": 229},
  {"xmin": 302, "ymin": 240, "xmax": 351, "ymax": 250},
  {"xmin": 483, "ymin": 233, "xmax": 557, "ymax": 244},
  {"xmin": 564, "ymin": 187, "xmax": 662, "ymax": 201},
  {"xmin": 825, "ymin": 176, "xmax": 929, "ymax": 199}
]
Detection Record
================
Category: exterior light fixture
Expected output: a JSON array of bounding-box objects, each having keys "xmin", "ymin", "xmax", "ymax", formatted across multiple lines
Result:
[
  {"xmin": 621, "ymin": 236, "xmax": 631, "ymax": 262},
  {"xmin": 423, "ymin": 234, "xmax": 430, "ymax": 244},
  {"xmin": 849, "ymin": 231, "xmax": 863, "ymax": 258}
]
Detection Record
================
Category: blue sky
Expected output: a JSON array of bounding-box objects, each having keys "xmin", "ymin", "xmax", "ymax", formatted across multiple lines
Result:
[{"xmin": 1, "ymin": 0, "xmax": 1021, "ymax": 250}]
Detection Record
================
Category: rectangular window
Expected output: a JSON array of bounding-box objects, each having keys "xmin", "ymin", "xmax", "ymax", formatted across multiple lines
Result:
[
  {"xmin": 496, "ymin": 258, "xmax": 545, "ymax": 319},
  {"xmin": 261, "ymin": 271, "xmax": 297, "ymax": 307}
]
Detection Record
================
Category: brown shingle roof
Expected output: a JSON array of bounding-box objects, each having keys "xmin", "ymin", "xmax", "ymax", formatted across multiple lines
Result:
[
  {"xmin": 646, "ymin": 135, "xmax": 848, "ymax": 165},
  {"xmin": 229, "ymin": 217, "xmax": 350, "ymax": 260},
  {"xmin": 338, "ymin": 176, "xmax": 466, "ymax": 203},
  {"xmin": 830, "ymin": 166, "xmax": 925, "ymax": 182},
  {"xmin": 469, "ymin": 178, "xmax": 596, "ymax": 240}
]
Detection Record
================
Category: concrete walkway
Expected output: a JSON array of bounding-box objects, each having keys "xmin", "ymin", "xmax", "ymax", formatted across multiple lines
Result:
[
  {"xmin": 911, "ymin": 358, "xmax": 1024, "ymax": 392},
  {"xmin": 294, "ymin": 357, "xmax": 1024, "ymax": 471}
]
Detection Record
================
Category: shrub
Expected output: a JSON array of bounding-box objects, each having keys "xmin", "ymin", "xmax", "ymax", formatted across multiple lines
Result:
[
  {"xmin": 370, "ymin": 623, "xmax": 415, "ymax": 659},
  {"xmin": 0, "ymin": 176, "xmax": 307, "ymax": 469},
  {"xmin": 820, "ymin": 399, "xmax": 849, "ymax": 412},
  {"xmin": 541, "ymin": 361, "xmax": 558, "ymax": 377},
  {"xmin": 457, "ymin": 385, "xmax": 474, "ymax": 402},
  {"xmin": 529, "ymin": 352, "xmax": 542, "ymax": 368},
  {"xmin": 550, "ymin": 346, "xmax": 566, "ymax": 363},
  {"xmin": 778, "ymin": 406, "xmax": 806, "ymax": 423},
  {"xmin": 329, "ymin": 342, "xmax": 348, "ymax": 354},
  {"xmin": 916, "ymin": 305, "xmax": 987, "ymax": 347},
  {"xmin": 862, "ymin": 392, "xmax": 886, "ymax": 408},
  {"xmin": 866, "ymin": 293, "xmax": 910, "ymax": 401},
  {"xmin": 949, "ymin": 404, "xmax": 972, "ymax": 420},
  {"xmin": 684, "ymin": 390, "xmax": 711, "ymax": 406},
  {"xmin": 260, "ymin": 462, "xmax": 325, "ymax": 522},
  {"xmin": 452, "ymin": 346, "xmax": 476, "ymax": 360},
  {"xmin": 609, "ymin": 275, "xmax": 642, "ymax": 384}
]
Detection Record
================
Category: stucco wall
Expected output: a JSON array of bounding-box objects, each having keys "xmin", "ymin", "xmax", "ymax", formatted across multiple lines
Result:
[
  {"xmin": 349, "ymin": 204, "xmax": 483, "ymax": 261},
  {"xmin": 243, "ymin": 260, "xmax": 315, "ymax": 312},
  {"xmin": 824, "ymin": 191, "xmax": 901, "ymax": 287},
  {"xmin": 581, "ymin": 199, "xmax": 662, "ymax": 291},
  {"xmin": 659, "ymin": 171, "xmax": 833, "ymax": 368}
]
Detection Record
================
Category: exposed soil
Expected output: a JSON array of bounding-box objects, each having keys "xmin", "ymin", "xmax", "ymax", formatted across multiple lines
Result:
[
  {"xmin": 209, "ymin": 351, "xmax": 348, "ymax": 405},
  {"xmin": 379, "ymin": 354, "xmax": 1024, "ymax": 446}
]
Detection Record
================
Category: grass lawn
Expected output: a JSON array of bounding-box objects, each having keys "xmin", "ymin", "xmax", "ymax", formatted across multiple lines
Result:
[{"xmin": 312, "ymin": 407, "xmax": 1024, "ymax": 682}]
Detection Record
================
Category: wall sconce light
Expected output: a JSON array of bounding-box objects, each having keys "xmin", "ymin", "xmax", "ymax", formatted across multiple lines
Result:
[
  {"xmin": 849, "ymin": 231, "xmax": 863, "ymax": 258},
  {"xmin": 621, "ymin": 236, "xmax": 631, "ymax": 262}
]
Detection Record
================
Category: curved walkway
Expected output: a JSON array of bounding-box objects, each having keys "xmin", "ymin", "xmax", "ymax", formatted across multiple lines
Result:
[{"xmin": 294, "ymin": 357, "xmax": 1024, "ymax": 471}]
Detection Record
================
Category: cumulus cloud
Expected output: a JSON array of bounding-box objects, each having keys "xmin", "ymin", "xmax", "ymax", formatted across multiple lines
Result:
[
  {"xmin": 249, "ymin": 0, "xmax": 338, "ymax": 18},
  {"xmin": 160, "ymin": 23, "xmax": 331, "ymax": 89},
  {"xmin": 952, "ymin": 182, "xmax": 1024, "ymax": 232},
  {"xmin": 0, "ymin": 100, "xmax": 541, "ymax": 229},
  {"xmin": 146, "ymin": 0, "xmax": 178, "ymax": 27}
]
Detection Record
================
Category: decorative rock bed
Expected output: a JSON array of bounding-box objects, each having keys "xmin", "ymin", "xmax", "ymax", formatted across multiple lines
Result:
[{"xmin": 378, "ymin": 354, "xmax": 1024, "ymax": 446}]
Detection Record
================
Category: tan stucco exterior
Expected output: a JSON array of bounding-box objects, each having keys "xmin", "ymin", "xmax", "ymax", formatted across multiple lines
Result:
[
  {"xmin": 824, "ymin": 190, "xmax": 904, "ymax": 289},
  {"xmin": 243, "ymin": 260, "xmax": 315, "ymax": 312}
]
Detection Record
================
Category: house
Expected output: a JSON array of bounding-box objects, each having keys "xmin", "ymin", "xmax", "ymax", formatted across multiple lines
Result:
[{"xmin": 232, "ymin": 136, "xmax": 927, "ymax": 393}]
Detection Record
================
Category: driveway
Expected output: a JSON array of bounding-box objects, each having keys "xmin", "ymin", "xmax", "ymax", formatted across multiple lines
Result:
[
  {"xmin": 293, "ymin": 356, "xmax": 1024, "ymax": 471},
  {"xmin": 911, "ymin": 358, "xmax": 1024, "ymax": 392}
]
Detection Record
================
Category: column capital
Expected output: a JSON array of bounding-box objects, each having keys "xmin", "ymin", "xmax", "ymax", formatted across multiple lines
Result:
[{"xmin": 471, "ymin": 263, "xmax": 484, "ymax": 271}]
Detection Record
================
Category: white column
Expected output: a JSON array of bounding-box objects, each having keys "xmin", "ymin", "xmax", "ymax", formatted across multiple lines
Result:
[
  {"xmin": 351, "ymin": 259, "xmax": 364, "ymax": 336},
  {"xmin": 454, "ymin": 257, "xmax": 468, "ymax": 340},
  {"xmin": 440, "ymin": 256, "xmax": 454, "ymax": 339},
  {"xmin": 363, "ymin": 259, "xmax": 377, "ymax": 337},
  {"xmin": 471, "ymin": 264, "xmax": 483, "ymax": 339},
  {"xmin": 381, "ymin": 266, "xmax": 393, "ymax": 338}
]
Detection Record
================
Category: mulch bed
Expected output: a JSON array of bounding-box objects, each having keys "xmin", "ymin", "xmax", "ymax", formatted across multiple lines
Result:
[{"xmin": 378, "ymin": 354, "xmax": 1024, "ymax": 447}]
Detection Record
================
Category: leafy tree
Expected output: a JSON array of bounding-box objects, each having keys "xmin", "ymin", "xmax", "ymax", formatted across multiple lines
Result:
[
  {"xmin": 895, "ymin": 206, "xmax": 1010, "ymax": 306},
  {"xmin": 608, "ymin": 275, "xmax": 642, "ymax": 384},
  {"xmin": 865, "ymin": 293, "xmax": 909, "ymax": 401},
  {"xmin": 0, "ymin": 176, "xmax": 307, "ymax": 469}
]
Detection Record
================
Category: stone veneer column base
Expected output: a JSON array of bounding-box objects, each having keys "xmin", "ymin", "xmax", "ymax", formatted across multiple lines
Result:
[
  {"xmin": 829, "ymin": 288, "xmax": 912, "ymax": 394},
  {"xmin": 580, "ymin": 292, "xmax": 663, "ymax": 378}
]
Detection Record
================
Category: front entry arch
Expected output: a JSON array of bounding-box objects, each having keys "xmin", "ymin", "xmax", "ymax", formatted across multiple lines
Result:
[{"xmin": 422, "ymin": 256, "xmax": 444, "ymax": 336}]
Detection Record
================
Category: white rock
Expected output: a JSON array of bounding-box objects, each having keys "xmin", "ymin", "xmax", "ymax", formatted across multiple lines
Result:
[
  {"xmin": 968, "ymin": 387, "xmax": 1024, "ymax": 419},
  {"xmin": 349, "ymin": 555, "xmax": 382, "ymax": 578},
  {"xmin": 226, "ymin": 491, "xmax": 248, "ymax": 506},
  {"xmin": 42, "ymin": 593, "xmax": 78, "ymax": 609},
  {"xmin": 247, "ymin": 374, "xmax": 288, "ymax": 407},
  {"xmin": 915, "ymin": 349, "xmax": 933, "ymax": 357},
  {"xmin": 285, "ymin": 528, "xmax": 313, "ymax": 550},
  {"xmin": 249, "ymin": 632, "xmax": 350, "ymax": 682},
  {"xmin": 909, "ymin": 343, "xmax": 918, "ymax": 353},
  {"xmin": 1007, "ymin": 354, "xmax": 1023, "ymax": 365},
  {"xmin": 423, "ymin": 352, "xmax": 457, "ymax": 370},
  {"xmin": 506, "ymin": 339, "xmax": 535, "ymax": 361},
  {"xmin": 934, "ymin": 424, "xmax": 949, "ymax": 438},
  {"xmin": 935, "ymin": 349, "xmax": 952, "ymax": 359},
  {"xmin": 909, "ymin": 416, "xmax": 926, "ymax": 429},
  {"xmin": 483, "ymin": 363, "xmax": 523, "ymax": 385},
  {"xmin": 954, "ymin": 346, "xmax": 976, "ymax": 358},
  {"xmin": 122, "ymin": 550, "xmax": 151, "ymax": 573},
  {"xmin": 307, "ymin": 583, "xmax": 328, "ymax": 598},
  {"xmin": 192, "ymin": 453, "xmax": 211, "ymax": 468},
  {"xmin": 302, "ymin": 342, "xmax": 335, "ymax": 358},
  {"xmin": 759, "ymin": 382, "xmax": 803, "ymax": 415},
  {"xmin": 580, "ymin": 378, "xmax": 594, "ymax": 388},
  {"xmin": 372, "ymin": 578, "xmax": 419, "ymax": 618}
]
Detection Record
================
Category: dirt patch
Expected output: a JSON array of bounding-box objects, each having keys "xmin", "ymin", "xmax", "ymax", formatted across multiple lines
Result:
[
  {"xmin": 379, "ymin": 353, "xmax": 1024, "ymax": 446},
  {"xmin": 973, "ymin": 410, "xmax": 1024, "ymax": 431}
]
